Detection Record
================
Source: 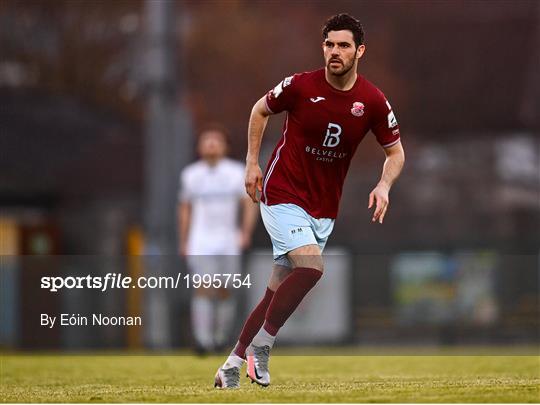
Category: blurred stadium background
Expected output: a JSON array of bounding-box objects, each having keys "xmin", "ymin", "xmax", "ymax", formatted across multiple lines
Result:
[{"xmin": 0, "ymin": 0, "xmax": 538, "ymax": 352}]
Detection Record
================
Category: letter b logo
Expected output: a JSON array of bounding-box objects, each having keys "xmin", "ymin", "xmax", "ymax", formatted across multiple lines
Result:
[{"xmin": 323, "ymin": 123, "xmax": 341, "ymax": 147}]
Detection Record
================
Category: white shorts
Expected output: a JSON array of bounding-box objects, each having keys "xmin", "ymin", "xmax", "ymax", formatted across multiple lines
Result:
[{"xmin": 260, "ymin": 202, "xmax": 335, "ymax": 268}]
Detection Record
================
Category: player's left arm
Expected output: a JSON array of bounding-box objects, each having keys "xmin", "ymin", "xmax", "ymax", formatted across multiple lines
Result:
[{"xmin": 368, "ymin": 140, "xmax": 405, "ymax": 224}]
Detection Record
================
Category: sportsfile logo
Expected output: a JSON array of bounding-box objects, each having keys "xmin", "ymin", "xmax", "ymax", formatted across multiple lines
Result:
[{"xmin": 40, "ymin": 272, "xmax": 250, "ymax": 292}]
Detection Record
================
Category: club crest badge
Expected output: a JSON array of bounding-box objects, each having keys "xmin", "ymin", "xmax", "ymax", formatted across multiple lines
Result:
[{"xmin": 351, "ymin": 102, "xmax": 365, "ymax": 117}]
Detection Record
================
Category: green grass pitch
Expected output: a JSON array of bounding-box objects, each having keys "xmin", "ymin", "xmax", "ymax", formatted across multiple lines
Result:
[{"xmin": 1, "ymin": 351, "xmax": 539, "ymax": 402}]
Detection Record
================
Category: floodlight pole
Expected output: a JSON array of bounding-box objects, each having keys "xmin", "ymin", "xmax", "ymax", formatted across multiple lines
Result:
[{"xmin": 143, "ymin": 0, "xmax": 192, "ymax": 348}]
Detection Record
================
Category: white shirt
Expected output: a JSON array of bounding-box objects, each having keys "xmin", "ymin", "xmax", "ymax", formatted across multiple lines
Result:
[{"xmin": 179, "ymin": 158, "xmax": 245, "ymax": 255}]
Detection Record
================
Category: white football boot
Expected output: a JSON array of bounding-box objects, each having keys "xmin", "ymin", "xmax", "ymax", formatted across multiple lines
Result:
[
  {"xmin": 214, "ymin": 366, "xmax": 241, "ymax": 389},
  {"xmin": 246, "ymin": 344, "xmax": 271, "ymax": 387}
]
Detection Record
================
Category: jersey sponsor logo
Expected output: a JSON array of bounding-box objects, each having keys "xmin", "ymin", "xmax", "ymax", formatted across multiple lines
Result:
[
  {"xmin": 310, "ymin": 96, "xmax": 325, "ymax": 103},
  {"xmin": 323, "ymin": 123, "xmax": 342, "ymax": 147},
  {"xmin": 351, "ymin": 101, "xmax": 365, "ymax": 117},
  {"xmin": 305, "ymin": 145, "xmax": 348, "ymax": 163},
  {"xmin": 392, "ymin": 129, "xmax": 400, "ymax": 136},
  {"xmin": 387, "ymin": 110, "xmax": 398, "ymax": 128}
]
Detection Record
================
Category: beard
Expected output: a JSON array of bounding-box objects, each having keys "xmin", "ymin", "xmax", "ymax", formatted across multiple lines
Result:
[{"xmin": 326, "ymin": 58, "xmax": 355, "ymax": 77}]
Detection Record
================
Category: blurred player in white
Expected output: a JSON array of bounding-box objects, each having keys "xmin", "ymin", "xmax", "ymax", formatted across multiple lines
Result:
[{"xmin": 178, "ymin": 125, "xmax": 258, "ymax": 354}]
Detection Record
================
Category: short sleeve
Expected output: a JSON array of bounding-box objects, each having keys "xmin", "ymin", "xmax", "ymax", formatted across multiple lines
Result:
[
  {"xmin": 178, "ymin": 169, "xmax": 192, "ymax": 202},
  {"xmin": 264, "ymin": 74, "xmax": 299, "ymax": 114},
  {"xmin": 371, "ymin": 91, "xmax": 401, "ymax": 148}
]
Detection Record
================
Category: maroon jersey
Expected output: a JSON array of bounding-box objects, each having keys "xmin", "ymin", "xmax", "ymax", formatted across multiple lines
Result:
[{"xmin": 261, "ymin": 68, "xmax": 400, "ymax": 219}]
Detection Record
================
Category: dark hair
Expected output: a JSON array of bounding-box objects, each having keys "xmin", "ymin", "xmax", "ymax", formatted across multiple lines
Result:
[{"xmin": 322, "ymin": 13, "xmax": 364, "ymax": 48}]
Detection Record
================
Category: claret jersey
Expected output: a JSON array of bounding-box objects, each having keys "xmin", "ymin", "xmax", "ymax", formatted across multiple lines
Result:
[{"xmin": 262, "ymin": 68, "xmax": 401, "ymax": 219}]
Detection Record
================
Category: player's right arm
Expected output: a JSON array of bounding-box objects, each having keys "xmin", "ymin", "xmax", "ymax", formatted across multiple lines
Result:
[
  {"xmin": 245, "ymin": 96, "xmax": 272, "ymax": 203},
  {"xmin": 245, "ymin": 74, "xmax": 299, "ymax": 202}
]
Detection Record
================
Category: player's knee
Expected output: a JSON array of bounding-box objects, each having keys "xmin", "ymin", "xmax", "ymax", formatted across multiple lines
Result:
[
  {"xmin": 268, "ymin": 264, "xmax": 293, "ymax": 290},
  {"xmin": 288, "ymin": 245, "xmax": 324, "ymax": 272},
  {"xmin": 308, "ymin": 259, "xmax": 324, "ymax": 273},
  {"xmin": 291, "ymin": 257, "xmax": 324, "ymax": 272}
]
